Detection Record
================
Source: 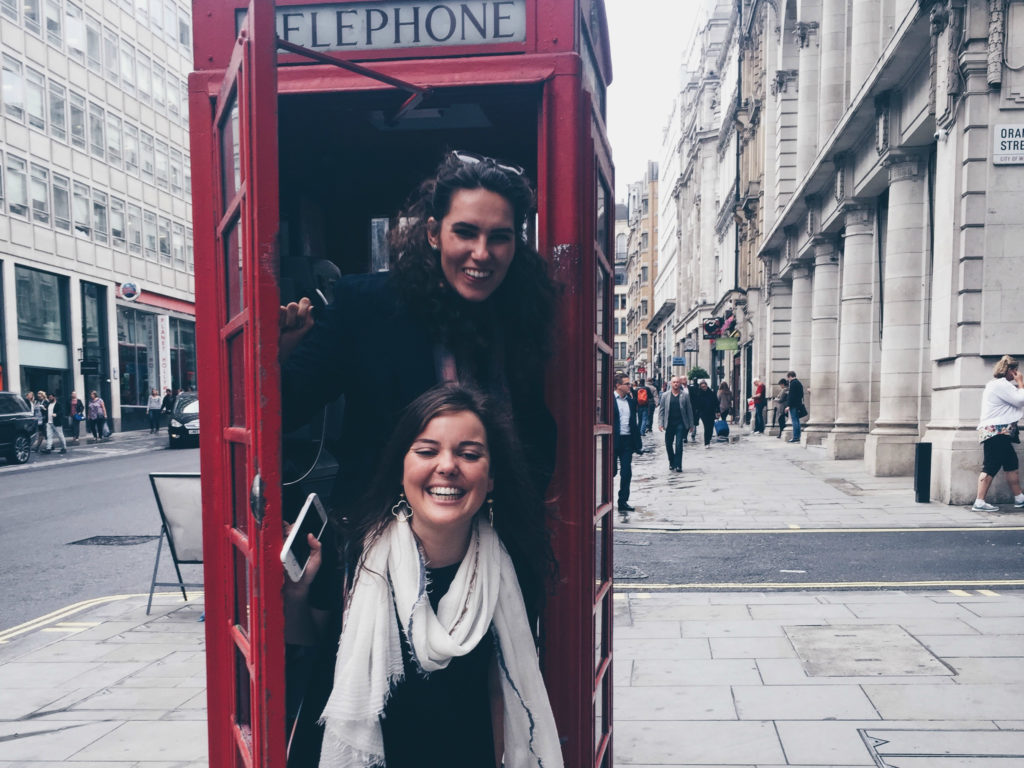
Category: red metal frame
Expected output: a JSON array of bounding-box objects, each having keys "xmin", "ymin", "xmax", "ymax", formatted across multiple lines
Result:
[{"xmin": 190, "ymin": 1, "xmax": 613, "ymax": 765}]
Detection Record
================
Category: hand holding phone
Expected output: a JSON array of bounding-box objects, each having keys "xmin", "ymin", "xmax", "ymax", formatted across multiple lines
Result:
[{"xmin": 281, "ymin": 493, "xmax": 328, "ymax": 582}]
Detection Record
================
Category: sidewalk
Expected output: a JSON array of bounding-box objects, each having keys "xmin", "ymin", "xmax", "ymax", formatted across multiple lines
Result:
[
  {"xmin": 1, "ymin": 432, "xmax": 1022, "ymax": 766},
  {"xmin": 1, "ymin": 428, "xmax": 172, "ymax": 474}
]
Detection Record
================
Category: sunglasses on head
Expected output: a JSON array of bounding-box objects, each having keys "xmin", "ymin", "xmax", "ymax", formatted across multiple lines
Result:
[{"xmin": 449, "ymin": 150, "xmax": 525, "ymax": 178}]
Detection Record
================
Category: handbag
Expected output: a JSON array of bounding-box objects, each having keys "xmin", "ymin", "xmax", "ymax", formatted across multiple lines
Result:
[
  {"xmin": 797, "ymin": 403, "xmax": 808, "ymax": 419},
  {"xmin": 73, "ymin": 413, "xmax": 84, "ymax": 421}
]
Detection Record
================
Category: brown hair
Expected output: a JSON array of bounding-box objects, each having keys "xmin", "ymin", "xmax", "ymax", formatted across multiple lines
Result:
[{"xmin": 993, "ymin": 355, "xmax": 1019, "ymax": 378}]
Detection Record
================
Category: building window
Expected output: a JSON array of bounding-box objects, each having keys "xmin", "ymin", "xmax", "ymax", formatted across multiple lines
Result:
[
  {"xmin": 110, "ymin": 197, "xmax": 125, "ymax": 249},
  {"xmin": 120, "ymin": 39, "xmax": 135, "ymax": 95},
  {"xmin": 117, "ymin": 307, "xmax": 156, "ymax": 407},
  {"xmin": 143, "ymin": 210, "xmax": 157, "ymax": 260},
  {"xmin": 103, "ymin": 27, "xmax": 119, "ymax": 84},
  {"xmin": 185, "ymin": 227, "xmax": 193, "ymax": 273},
  {"xmin": 44, "ymin": 0, "xmax": 62, "ymax": 47},
  {"xmin": 2, "ymin": 56, "xmax": 24, "ymax": 121},
  {"xmin": 641, "ymin": 232, "xmax": 648, "ymax": 250},
  {"xmin": 72, "ymin": 181, "xmax": 90, "ymax": 237},
  {"xmin": 149, "ymin": 0, "xmax": 161, "ymax": 29},
  {"xmin": 140, "ymin": 130, "xmax": 154, "ymax": 183},
  {"xmin": 81, "ymin": 282, "xmax": 108, "ymax": 396},
  {"xmin": 65, "ymin": 3, "xmax": 85, "ymax": 63},
  {"xmin": 154, "ymin": 138, "xmax": 169, "ymax": 189},
  {"xmin": 6, "ymin": 155, "xmax": 28, "ymax": 217},
  {"xmin": 169, "ymin": 317, "xmax": 197, "ymax": 391},
  {"xmin": 69, "ymin": 91, "xmax": 86, "ymax": 149},
  {"xmin": 52, "ymin": 173, "xmax": 70, "ymax": 231},
  {"xmin": 152, "ymin": 61, "xmax": 166, "ymax": 111},
  {"xmin": 136, "ymin": 53, "xmax": 151, "ymax": 103},
  {"xmin": 25, "ymin": 68, "xmax": 45, "ymax": 130},
  {"xmin": 91, "ymin": 189, "xmax": 108, "ymax": 244},
  {"xmin": 85, "ymin": 13, "xmax": 102, "ymax": 73},
  {"xmin": 178, "ymin": 12, "xmax": 190, "ymax": 48},
  {"xmin": 48, "ymin": 81, "xmax": 66, "ymax": 141},
  {"xmin": 30, "ymin": 164, "xmax": 49, "ymax": 224},
  {"xmin": 641, "ymin": 299, "xmax": 648, "ymax": 317},
  {"xmin": 23, "ymin": 0, "xmax": 40, "ymax": 34},
  {"xmin": 641, "ymin": 265, "xmax": 648, "ymax": 284},
  {"xmin": 172, "ymin": 222, "xmax": 185, "ymax": 269},
  {"xmin": 1, "ymin": 0, "xmax": 17, "ymax": 22},
  {"xmin": 106, "ymin": 113, "xmax": 122, "ymax": 167},
  {"xmin": 158, "ymin": 216, "xmax": 171, "ymax": 264},
  {"xmin": 127, "ymin": 203, "xmax": 142, "ymax": 254},
  {"xmin": 88, "ymin": 102, "xmax": 105, "ymax": 158},
  {"xmin": 170, "ymin": 148, "xmax": 182, "ymax": 195},
  {"xmin": 16, "ymin": 266, "xmax": 65, "ymax": 343},
  {"xmin": 124, "ymin": 122, "xmax": 139, "ymax": 174}
]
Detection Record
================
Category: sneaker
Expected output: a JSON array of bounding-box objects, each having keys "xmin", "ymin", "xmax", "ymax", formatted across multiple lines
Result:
[
  {"xmin": 1015, "ymin": 498, "xmax": 1024, "ymax": 509},
  {"xmin": 972, "ymin": 500, "xmax": 999, "ymax": 512},
  {"xmin": 618, "ymin": 503, "xmax": 635, "ymax": 512}
]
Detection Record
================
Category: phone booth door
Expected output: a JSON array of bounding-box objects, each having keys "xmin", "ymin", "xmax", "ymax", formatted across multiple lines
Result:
[{"xmin": 190, "ymin": 1, "xmax": 286, "ymax": 766}]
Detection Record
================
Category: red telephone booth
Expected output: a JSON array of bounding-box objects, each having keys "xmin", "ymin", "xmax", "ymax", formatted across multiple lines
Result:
[{"xmin": 189, "ymin": 1, "xmax": 616, "ymax": 765}]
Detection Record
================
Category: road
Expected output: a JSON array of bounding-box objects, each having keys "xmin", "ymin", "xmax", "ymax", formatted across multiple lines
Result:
[
  {"xmin": 614, "ymin": 526, "xmax": 1024, "ymax": 589},
  {"xmin": 0, "ymin": 439, "xmax": 199, "ymax": 630}
]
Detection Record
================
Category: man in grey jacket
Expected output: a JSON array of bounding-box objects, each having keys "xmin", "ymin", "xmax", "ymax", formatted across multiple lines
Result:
[{"xmin": 659, "ymin": 376, "xmax": 695, "ymax": 472}]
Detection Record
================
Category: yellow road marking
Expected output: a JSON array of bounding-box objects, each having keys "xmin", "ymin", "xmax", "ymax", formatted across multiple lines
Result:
[
  {"xmin": 948, "ymin": 589, "xmax": 971, "ymax": 596},
  {"xmin": 0, "ymin": 592, "xmax": 202, "ymax": 644},
  {"xmin": 788, "ymin": 524, "xmax": 801, "ymax": 529},
  {"xmin": 614, "ymin": 579, "xmax": 1024, "ymax": 591},
  {"xmin": 978, "ymin": 589, "xmax": 999, "ymax": 596}
]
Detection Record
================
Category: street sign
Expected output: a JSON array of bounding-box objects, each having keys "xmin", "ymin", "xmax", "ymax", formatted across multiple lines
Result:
[
  {"xmin": 994, "ymin": 124, "xmax": 1024, "ymax": 164},
  {"xmin": 672, "ymin": 356, "xmax": 686, "ymax": 366}
]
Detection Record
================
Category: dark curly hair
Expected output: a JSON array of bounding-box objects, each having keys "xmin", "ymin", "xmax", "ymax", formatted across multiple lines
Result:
[
  {"xmin": 350, "ymin": 384, "xmax": 555, "ymax": 622},
  {"xmin": 389, "ymin": 153, "xmax": 557, "ymax": 386}
]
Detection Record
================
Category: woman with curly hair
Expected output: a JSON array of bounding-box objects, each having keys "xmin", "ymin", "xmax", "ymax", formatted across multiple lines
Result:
[
  {"xmin": 293, "ymin": 385, "xmax": 560, "ymax": 768},
  {"xmin": 281, "ymin": 151, "xmax": 557, "ymax": 511}
]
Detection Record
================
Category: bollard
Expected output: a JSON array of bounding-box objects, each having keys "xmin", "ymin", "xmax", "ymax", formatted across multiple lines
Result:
[{"xmin": 914, "ymin": 442, "xmax": 932, "ymax": 503}]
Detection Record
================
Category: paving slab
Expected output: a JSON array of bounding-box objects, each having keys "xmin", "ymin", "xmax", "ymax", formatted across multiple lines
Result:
[
  {"xmin": 614, "ymin": 720, "xmax": 786, "ymax": 765},
  {"xmin": 784, "ymin": 624, "xmax": 954, "ymax": 677}
]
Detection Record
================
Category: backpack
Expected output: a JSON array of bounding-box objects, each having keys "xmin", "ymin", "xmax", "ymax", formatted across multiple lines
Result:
[{"xmin": 636, "ymin": 387, "xmax": 648, "ymax": 406}]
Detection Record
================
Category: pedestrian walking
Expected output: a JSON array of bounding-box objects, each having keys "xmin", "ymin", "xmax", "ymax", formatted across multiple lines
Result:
[
  {"xmin": 687, "ymin": 378, "xmax": 700, "ymax": 443},
  {"xmin": 613, "ymin": 373, "xmax": 642, "ymax": 519},
  {"xmin": 161, "ymin": 387, "xmax": 175, "ymax": 425},
  {"xmin": 86, "ymin": 390, "xmax": 109, "ymax": 442},
  {"xmin": 43, "ymin": 393, "xmax": 67, "ymax": 454},
  {"xmin": 774, "ymin": 378, "xmax": 789, "ymax": 438},
  {"xmin": 147, "ymin": 388, "xmax": 163, "ymax": 433},
  {"xmin": 752, "ymin": 377, "xmax": 767, "ymax": 434},
  {"xmin": 784, "ymin": 371, "xmax": 806, "ymax": 443},
  {"xmin": 693, "ymin": 380, "xmax": 718, "ymax": 448},
  {"xmin": 718, "ymin": 381, "xmax": 733, "ymax": 420},
  {"xmin": 635, "ymin": 378, "xmax": 652, "ymax": 435},
  {"xmin": 972, "ymin": 355, "xmax": 1024, "ymax": 512},
  {"xmin": 67, "ymin": 391, "xmax": 85, "ymax": 444},
  {"xmin": 659, "ymin": 376, "xmax": 695, "ymax": 472},
  {"xmin": 31, "ymin": 390, "xmax": 47, "ymax": 452}
]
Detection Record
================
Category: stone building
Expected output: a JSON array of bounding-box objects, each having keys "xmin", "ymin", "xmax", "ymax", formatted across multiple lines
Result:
[
  {"xmin": 740, "ymin": 0, "xmax": 1024, "ymax": 503},
  {"xmin": 614, "ymin": 203, "xmax": 629, "ymax": 371},
  {"xmin": 0, "ymin": 0, "xmax": 196, "ymax": 430},
  {"xmin": 624, "ymin": 163, "xmax": 658, "ymax": 382}
]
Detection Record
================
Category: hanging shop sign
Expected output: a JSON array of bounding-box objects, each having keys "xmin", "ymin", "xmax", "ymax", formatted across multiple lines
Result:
[
  {"xmin": 714, "ymin": 337, "xmax": 739, "ymax": 351},
  {"xmin": 257, "ymin": 1, "xmax": 527, "ymax": 53},
  {"xmin": 993, "ymin": 125, "xmax": 1024, "ymax": 164},
  {"xmin": 118, "ymin": 282, "xmax": 141, "ymax": 301}
]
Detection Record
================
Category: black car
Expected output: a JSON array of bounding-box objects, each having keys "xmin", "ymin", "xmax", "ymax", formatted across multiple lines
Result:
[
  {"xmin": 0, "ymin": 392, "xmax": 37, "ymax": 464},
  {"xmin": 168, "ymin": 393, "xmax": 199, "ymax": 448}
]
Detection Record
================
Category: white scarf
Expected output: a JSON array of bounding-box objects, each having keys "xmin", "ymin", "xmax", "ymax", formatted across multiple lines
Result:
[{"xmin": 318, "ymin": 517, "xmax": 563, "ymax": 768}]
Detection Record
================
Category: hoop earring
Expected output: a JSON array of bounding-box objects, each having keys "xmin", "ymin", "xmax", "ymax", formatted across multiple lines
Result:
[
  {"xmin": 486, "ymin": 497, "xmax": 494, "ymax": 528},
  {"xmin": 391, "ymin": 493, "xmax": 413, "ymax": 522}
]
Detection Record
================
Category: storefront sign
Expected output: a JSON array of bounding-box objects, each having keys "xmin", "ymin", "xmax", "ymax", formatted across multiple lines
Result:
[
  {"xmin": 714, "ymin": 337, "xmax": 739, "ymax": 351},
  {"xmin": 261, "ymin": 1, "xmax": 526, "ymax": 53},
  {"xmin": 672, "ymin": 356, "xmax": 686, "ymax": 367},
  {"xmin": 993, "ymin": 124, "xmax": 1024, "ymax": 164},
  {"xmin": 158, "ymin": 315, "xmax": 172, "ymax": 393},
  {"xmin": 119, "ymin": 282, "xmax": 141, "ymax": 301}
]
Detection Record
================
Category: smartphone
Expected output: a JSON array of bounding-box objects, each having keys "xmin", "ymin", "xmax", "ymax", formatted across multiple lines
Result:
[{"xmin": 281, "ymin": 493, "xmax": 328, "ymax": 582}]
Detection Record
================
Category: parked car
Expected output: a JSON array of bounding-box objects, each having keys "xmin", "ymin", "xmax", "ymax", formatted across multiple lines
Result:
[
  {"xmin": 0, "ymin": 391, "xmax": 37, "ymax": 464},
  {"xmin": 168, "ymin": 393, "xmax": 199, "ymax": 448}
]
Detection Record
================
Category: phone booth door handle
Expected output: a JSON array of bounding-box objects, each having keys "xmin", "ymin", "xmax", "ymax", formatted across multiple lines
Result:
[{"xmin": 250, "ymin": 472, "xmax": 266, "ymax": 527}]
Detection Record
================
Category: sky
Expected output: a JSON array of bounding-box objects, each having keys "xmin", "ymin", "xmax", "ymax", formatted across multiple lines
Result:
[{"xmin": 605, "ymin": 0, "xmax": 704, "ymax": 202}]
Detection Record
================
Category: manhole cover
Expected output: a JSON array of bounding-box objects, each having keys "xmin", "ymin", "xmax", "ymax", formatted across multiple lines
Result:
[
  {"xmin": 614, "ymin": 565, "xmax": 648, "ymax": 579},
  {"xmin": 69, "ymin": 535, "xmax": 160, "ymax": 546}
]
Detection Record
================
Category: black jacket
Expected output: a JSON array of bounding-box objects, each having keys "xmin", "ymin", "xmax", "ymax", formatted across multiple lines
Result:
[
  {"xmin": 787, "ymin": 377, "xmax": 805, "ymax": 409},
  {"xmin": 612, "ymin": 393, "xmax": 642, "ymax": 453},
  {"xmin": 282, "ymin": 273, "xmax": 557, "ymax": 512},
  {"xmin": 692, "ymin": 386, "xmax": 719, "ymax": 418}
]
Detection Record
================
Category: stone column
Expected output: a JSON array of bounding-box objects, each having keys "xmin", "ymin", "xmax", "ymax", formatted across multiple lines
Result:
[
  {"xmin": 804, "ymin": 237, "xmax": 839, "ymax": 445},
  {"xmin": 864, "ymin": 153, "xmax": 926, "ymax": 476},
  {"xmin": 850, "ymin": 0, "xmax": 881, "ymax": 95},
  {"xmin": 827, "ymin": 201, "xmax": 876, "ymax": 459},
  {"xmin": 795, "ymin": 10, "xmax": 821, "ymax": 181},
  {"xmin": 817, "ymin": 0, "xmax": 846, "ymax": 145},
  {"xmin": 788, "ymin": 262, "xmax": 813, "ymax": 381},
  {"xmin": 766, "ymin": 275, "xmax": 792, "ymax": 435}
]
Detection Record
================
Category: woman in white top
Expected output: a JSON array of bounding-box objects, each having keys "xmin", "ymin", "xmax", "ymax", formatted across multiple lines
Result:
[{"xmin": 973, "ymin": 355, "xmax": 1024, "ymax": 512}]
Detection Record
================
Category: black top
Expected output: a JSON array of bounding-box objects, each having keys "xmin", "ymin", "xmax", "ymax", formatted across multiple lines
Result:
[
  {"xmin": 381, "ymin": 562, "xmax": 496, "ymax": 768},
  {"xmin": 667, "ymin": 394, "xmax": 683, "ymax": 426}
]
